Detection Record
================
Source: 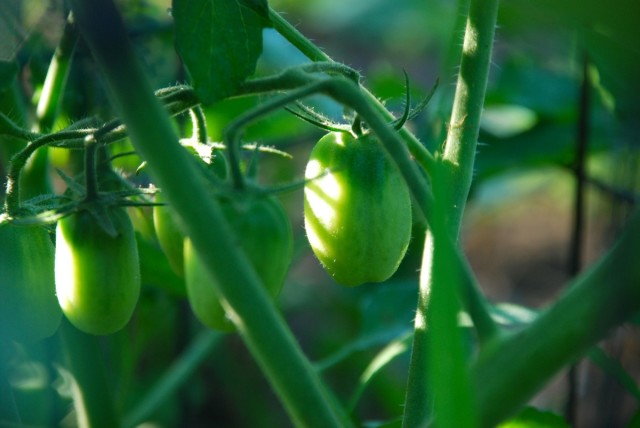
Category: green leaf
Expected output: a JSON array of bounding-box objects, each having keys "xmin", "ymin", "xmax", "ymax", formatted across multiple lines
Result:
[
  {"xmin": 498, "ymin": 407, "xmax": 570, "ymax": 427},
  {"xmin": 172, "ymin": 0, "xmax": 269, "ymax": 104}
]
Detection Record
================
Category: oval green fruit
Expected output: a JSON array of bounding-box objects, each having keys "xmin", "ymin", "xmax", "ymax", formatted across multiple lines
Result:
[
  {"xmin": 184, "ymin": 195, "xmax": 293, "ymax": 332},
  {"xmin": 304, "ymin": 132, "xmax": 412, "ymax": 286},
  {"xmin": 55, "ymin": 207, "xmax": 141, "ymax": 335},
  {"xmin": 0, "ymin": 223, "xmax": 62, "ymax": 343}
]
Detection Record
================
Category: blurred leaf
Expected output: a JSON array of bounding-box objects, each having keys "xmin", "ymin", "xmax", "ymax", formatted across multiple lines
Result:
[
  {"xmin": 172, "ymin": 0, "xmax": 269, "ymax": 104},
  {"xmin": 481, "ymin": 105, "xmax": 538, "ymax": 139},
  {"xmin": 0, "ymin": 60, "xmax": 18, "ymax": 90},
  {"xmin": 347, "ymin": 334, "xmax": 411, "ymax": 412},
  {"xmin": 313, "ymin": 281, "xmax": 416, "ymax": 372},
  {"xmin": 531, "ymin": 0, "xmax": 640, "ymax": 131},
  {"xmin": 588, "ymin": 347, "xmax": 640, "ymax": 402},
  {"xmin": 137, "ymin": 232, "xmax": 186, "ymax": 297},
  {"xmin": 498, "ymin": 406, "xmax": 570, "ymax": 427},
  {"xmin": 360, "ymin": 281, "xmax": 417, "ymax": 336},
  {"xmin": 490, "ymin": 303, "xmax": 538, "ymax": 327}
]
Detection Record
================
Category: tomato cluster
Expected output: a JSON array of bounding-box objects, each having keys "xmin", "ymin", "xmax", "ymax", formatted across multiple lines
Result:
[{"xmin": 1, "ymin": 121, "xmax": 412, "ymax": 341}]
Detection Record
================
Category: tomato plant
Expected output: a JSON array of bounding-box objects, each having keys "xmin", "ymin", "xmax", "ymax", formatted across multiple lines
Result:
[
  {"xmin": 0, "ymin": 223, "xmax": 61, "ymax": 343},
  {"xmin": 184, "ymin": 194, "xmax": 293, "ymax": 331},
  {"xmin": 304, "ymin": 131, "xmax": 412, "ymax": 286},
  {"xmin": 55, "ymin": 206, "xmax": 141, "ymax": 335},
  {"xmin": 1, "ymin": 0, "xmax": 639, "ymax": 427}
]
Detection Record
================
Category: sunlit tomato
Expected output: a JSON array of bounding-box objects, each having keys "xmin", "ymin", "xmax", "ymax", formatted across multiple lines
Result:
[
  {"xmin": 304, "ymin": 132, "xmax": 412, "ymax": 286},
  {"xmin": 55, "ymin": 206, "xmax": 140, "ymax": 335}
]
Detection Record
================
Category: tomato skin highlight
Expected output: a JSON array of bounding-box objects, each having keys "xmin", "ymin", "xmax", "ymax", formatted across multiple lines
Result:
[
  {"xmin": 153, "ymin": 193, "xmax": 185, "ymax": 277},
  {"xmin": 55, "ymin": 207, "xmax": 141, "ymax": 335},
  {"xmin": 184, "ymin": 195, "xmax": 293, "ymax": 332},
  {"xmin": 0, "ymin": 224, "xmax": 62, "ymax": 343},
  {"xmin": 304, "ymin": 132, "xmax": 412, "ymax": 286}
]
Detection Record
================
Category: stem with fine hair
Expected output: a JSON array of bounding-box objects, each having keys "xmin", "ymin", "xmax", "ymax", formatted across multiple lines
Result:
[
  {"xmin": 441, "ymin": 0, "xmax": 500, "ymax": 238},
  {"xmin": 402, "ymin": 0, "xmax": 501, "ymax": 425},
  {"xmin": 268, "ymin": 7, "xmax": 437, "ymax": 176}
]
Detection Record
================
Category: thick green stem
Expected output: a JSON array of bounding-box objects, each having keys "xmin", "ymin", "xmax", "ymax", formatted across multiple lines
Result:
[
  {"xmin": 60, "ymin": 320, "xmax": 121, "ymax": 428},
  {"xmin": 472, "ymin": 209, "xmax": 640, "ymax": 427},
  {"xmin": 36, "ymin": 12, "xmax": 78, "ymax": 132},
  {"xmin": 403, "ymin": 0, "xmax": 501, "ymax": 424},
  {"xmin": 21, "ymin": 13, "xmax": 78, "ymax": 201},
  {"xmin": 441, "ymin": 0, "xmax": 500, "ymax": 237},
  {"xmin": 69, "ymin": 1, "xmax": 347, "ymax": 427}
]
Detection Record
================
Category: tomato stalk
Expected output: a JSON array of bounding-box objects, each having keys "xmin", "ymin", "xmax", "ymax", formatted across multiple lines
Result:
[
  {"xmin": 441, "ymin": 0, "xmax": 501, "ymax": 238},
  {"xmin": 402, "ymin": 0, "xmax": 501, "ymax": 424}
]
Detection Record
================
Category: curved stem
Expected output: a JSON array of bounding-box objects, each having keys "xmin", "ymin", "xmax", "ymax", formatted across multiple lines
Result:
[
  {"xmin": 188, "ymin": 106, "xmax": 208, "ymax": 146},
  {"xmin": 225, "ymin": 76, "xmax": 331, "ymax": 190},
  {"xmin": 269, "ymin": 8, "xmax": 437, "ymax": 177}
]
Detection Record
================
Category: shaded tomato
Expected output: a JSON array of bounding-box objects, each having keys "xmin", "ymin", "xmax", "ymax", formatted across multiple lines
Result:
[
  {"xmin": 153, "ymin": 193, "xmax": 185, "ymax": 277},
  {"xmin": 184, "ymin": 195, "xmax": 293, "ymax": 332},
  {"xmin": 304, "ymin": 132, "xmax": 412, "ymax": 286},
  {"xmin": 0, "ymin": 223, "xmax": 61, "ymax": 342},
  {"xmin": 55, "ymin": 206, "xmax": 140, "ymax": 335}
]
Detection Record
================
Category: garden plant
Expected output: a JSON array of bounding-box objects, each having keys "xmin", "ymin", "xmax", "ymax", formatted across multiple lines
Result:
[{"xmin": 1, "ymin": 0, "xmax": 639, "ymax": 427}]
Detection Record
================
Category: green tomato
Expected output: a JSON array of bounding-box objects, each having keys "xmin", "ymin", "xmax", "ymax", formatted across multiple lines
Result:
[
  {"xmin": 0, "ymin": 223, "xmax": 61, "ymax": 343},
  {"xmin": 153, "ymin": 193, "xmax": 185, "ymax": 277},
  {"xmin": 184, "ymin": 195, "xmax": 293, "ymax": 332},
  {"xmin": 55, "ymin": 207, "xmax": 141, "ymax": 335},
  {"xmin": 304, "ymin": 132, "xmax": 412, "ymax": 286}
]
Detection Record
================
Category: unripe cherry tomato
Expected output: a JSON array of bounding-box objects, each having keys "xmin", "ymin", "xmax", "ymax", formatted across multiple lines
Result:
[
  {"xmin": 0, "ymin": 223, "xmax": 62, "ymax": 342},
  {"xmin": 304, "ymin": 132, "xmax": 412, "ymax": 286},
  {"xmin": 55, "ymin": 207, "xmax": 141, "ymax": 335},
  {"xmin": 184, "ymin": 195, "xmax": 293, "ymax": 332}
]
